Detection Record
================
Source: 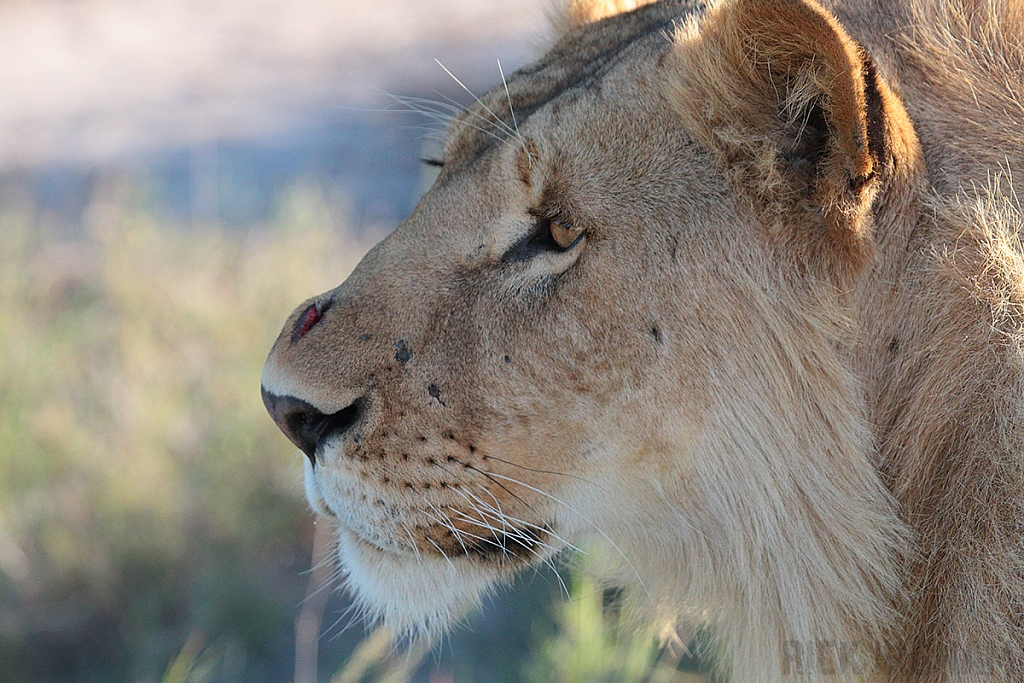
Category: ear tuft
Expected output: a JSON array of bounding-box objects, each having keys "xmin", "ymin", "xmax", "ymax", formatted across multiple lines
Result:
[
  {"xmin": 671, "ymin": 0, "xmax": 920, "ymax": 281},
  {"xmin": 553, "ymin": 0, "xmax": 663, "ymax": 33}
]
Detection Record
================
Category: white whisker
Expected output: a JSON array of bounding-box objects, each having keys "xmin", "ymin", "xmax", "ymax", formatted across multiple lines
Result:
[
  {"xmin": 543, "ymin": 555, "xmax": 572, "ymax": 602},
  {"xmin": 498, "ymin": 59, "xmax": 531, "ymax": 163},
  {"xmin": 461, "ymin": 477, "xmax": 586, "ymax": 555},
  {"xmin": 424, "ymin": 536, "xmax": 457, "ymax": 573},
  {"xmin": 426, "ymin": 501, "xmax": 469, "ymax": 553},
  {"xmin": 382, "ymin": 97, "xmax": 508, "ymax": 145},
  {"xmin": 323, "ymin": 599, "xmax": 370, "ymax": 642},
  {"xmin": 446, "ymin": 506, "xmax": 556, "ymax": 556},
  {"xmin": 399, "ymin": 522, "xmax": 422, "ymax": 563},
  {"xmin": 480, "ymin": 470, "xmax": 653, "ymax": 603},
  {"xmin": 434, "ymin": 59, "xmax": 521, "ymax": 140},
  {"xmin": 426, "ymin": 89, "xmax": 520, "ymax": 144},
  {"xmin": 362, "ymin": 91, "xmax": 510, "ymax": 146}
]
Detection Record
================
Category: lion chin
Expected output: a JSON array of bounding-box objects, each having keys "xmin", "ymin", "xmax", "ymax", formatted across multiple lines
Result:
[
  {"xmin": 334, "ymin": 528, "xmax": 501, "ymax": 640},
  {"xmin": 301, "ymin": 457, "xmax": 558, "ymax": 640}
]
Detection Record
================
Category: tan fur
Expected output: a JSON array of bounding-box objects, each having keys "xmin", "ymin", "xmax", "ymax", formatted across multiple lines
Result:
[
  {"xmin": 261, "ymin": 0, "xmax": 1024, "ymax": 680},
  {"xmin": 553, "ymin": 0, "xmax": 663, "ymax": 31}
]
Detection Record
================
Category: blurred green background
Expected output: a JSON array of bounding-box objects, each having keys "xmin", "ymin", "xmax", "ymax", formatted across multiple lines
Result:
[{"xmin": 0, "ymin": 0, "xmax": 712, "ymax": 681}]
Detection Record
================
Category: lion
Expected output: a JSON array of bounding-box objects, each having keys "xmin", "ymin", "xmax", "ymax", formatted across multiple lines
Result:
[{"xmin": 260, "ymin": 0, "xmax": 1024, "ymax": 680}]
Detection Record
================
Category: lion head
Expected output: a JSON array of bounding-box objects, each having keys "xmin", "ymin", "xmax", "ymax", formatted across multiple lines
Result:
[{"xmin": 262, "ymin": 0, "xmax": 928, "ymax": 677}]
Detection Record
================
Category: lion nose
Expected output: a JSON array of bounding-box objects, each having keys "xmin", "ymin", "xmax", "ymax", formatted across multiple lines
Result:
[{"xmin": 261, "ymin": 388, "xmax": 363, "ymax": 464}]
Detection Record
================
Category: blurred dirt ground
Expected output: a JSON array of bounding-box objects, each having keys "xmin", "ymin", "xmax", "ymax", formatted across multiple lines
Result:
[{"xmin": 0, "ymin": 0, "xmax": 551, "ymax": 167}]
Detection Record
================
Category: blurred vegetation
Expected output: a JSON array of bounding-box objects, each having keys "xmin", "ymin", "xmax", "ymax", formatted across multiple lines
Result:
[
  {"xmin": 528, "ymin": 581, "xmax": 696, "ymax": 683},
  {"xmin": 0, "ymin": 177, "xmax": 366, "ymax": 682},
  {"xmin": 328, "ymin": 576, "xmax": 709, "ymax": 683},
  {"xmin": 527, "ymin": 577, "xmax": 707, "ymax": 683},
  {"xmin": 0, "ymin": 177, "xmax": 710, "ymax": 683}
]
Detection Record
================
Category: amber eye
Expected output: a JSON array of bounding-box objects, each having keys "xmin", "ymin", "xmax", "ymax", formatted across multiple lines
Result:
[
  {"xmin": 503, "ymin": 213, "xmax": 586, "ymax": 261},
  {"xmin": 549, "ymin": 218, "xmax": 584, "ymax": 250}
]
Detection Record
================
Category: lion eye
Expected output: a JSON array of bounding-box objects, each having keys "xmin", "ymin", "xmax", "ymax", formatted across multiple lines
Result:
[
  {"xmin": 549, "ymin": 218, "xmax": 584, "ymax": 250},
  {"xmin": 503, "ymin": 213, "xmax": 585, "ymax": 261}
]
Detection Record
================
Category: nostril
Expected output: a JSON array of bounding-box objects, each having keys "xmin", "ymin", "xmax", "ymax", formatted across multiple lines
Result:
[
  {"xmin": 322, "ymin": 400, "xmax": 362, "ymax": 438},
  {"xmin": 262, "ymin": 387, "xmax": 364, "ymax": 465},
  {"xmin": 284, "ymin": 410, "xmax": 314, "ymax": 441}
]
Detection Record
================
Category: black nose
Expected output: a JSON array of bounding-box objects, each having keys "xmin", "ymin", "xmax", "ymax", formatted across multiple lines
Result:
[{"xmin": 261, "ymin": 388, "xmax": 363, "ymax": 464}]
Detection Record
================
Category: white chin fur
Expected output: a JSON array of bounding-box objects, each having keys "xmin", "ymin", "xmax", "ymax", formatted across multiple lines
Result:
[
  {"xmin": 303, "ymin": 459, "xmax": 335, "ymax": 517},
  {"xmin": 337, "ymin": 527, "xmax": 504, "ymax": 641}
]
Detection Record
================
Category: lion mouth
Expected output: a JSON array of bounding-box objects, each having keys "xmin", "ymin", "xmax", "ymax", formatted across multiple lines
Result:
[
  {"xmin": 462, "ymin": 523, "xmax": 553, "ymax": 564},
  {"xmin": 337, "ymin": 508, "xmax": 557, "ymax": 569}
]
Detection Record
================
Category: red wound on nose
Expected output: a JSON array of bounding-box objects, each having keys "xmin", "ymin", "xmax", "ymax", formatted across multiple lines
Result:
[{"xmin": 293, "ymin": 302, "xmax": 324, "ymax": 341}]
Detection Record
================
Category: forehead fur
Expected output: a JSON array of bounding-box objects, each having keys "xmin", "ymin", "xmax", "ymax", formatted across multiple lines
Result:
[{"xmin": 443, "ymin": 0, "xmax": 701, "ymax": 171}]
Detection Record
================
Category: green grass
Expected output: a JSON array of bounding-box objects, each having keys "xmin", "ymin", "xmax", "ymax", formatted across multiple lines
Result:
[
  {"xmin": 0, "ymin": 178, "xmax": 367, "ymax": 682},
  {"xmin": 528, "ymin": 576, "xmax": 709, "ymax": 683}
]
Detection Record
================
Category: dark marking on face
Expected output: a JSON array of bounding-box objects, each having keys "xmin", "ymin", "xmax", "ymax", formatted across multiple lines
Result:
[
  {"xmin": 395, "ymin": 339, "xmax": 412, "ymax": 363},
  {"xmin": 888, "ymin": 336, "xmax": 900, "ymax": 356},
  {"xmin": 651, "ymin": 324, "xmax": 663, "ymax": 344},
  {"xmin": 360, "ymin": 333, "xmax": 372, "ymax": 341},
  {"xmin": 428, "ymin": 384, "xmax": 440, "ymax": 398},
  {"xmin": 504, "ymin": 354, "xmax": 512, "ymax": 364}
]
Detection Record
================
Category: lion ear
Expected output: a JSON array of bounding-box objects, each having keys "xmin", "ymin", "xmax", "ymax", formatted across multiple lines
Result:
[
  {"xmin": 554, "ymin": 0, "xmax": 662, "ymax": 31},
  {"xmin": 673, "ymin": 0, "xmax": 916, "ymax": 279}
]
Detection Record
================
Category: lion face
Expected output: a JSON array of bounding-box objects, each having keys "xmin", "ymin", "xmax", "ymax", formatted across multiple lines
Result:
[
  {"xmin": 262, "ymin": 0, "xmax": 915, "ymax": 651},
  {"xmin": 262, "ymin": 15, "xmax": 732, "ymax": 632}
]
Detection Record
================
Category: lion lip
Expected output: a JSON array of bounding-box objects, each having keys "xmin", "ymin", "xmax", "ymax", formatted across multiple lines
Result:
[
  {"xmin": 342, "ymin": 523, "xmax": 411, "ymax": 557},
  {"xmin": 463, "ymin": 524, "xmax": 552, "ymax": 563},
  {"xmin": 341, "ymin": 515, "xmax": 556, "ymax": 566}
]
